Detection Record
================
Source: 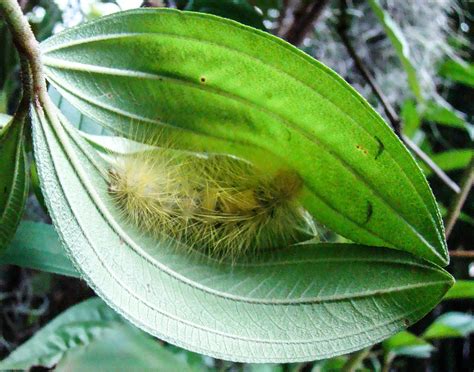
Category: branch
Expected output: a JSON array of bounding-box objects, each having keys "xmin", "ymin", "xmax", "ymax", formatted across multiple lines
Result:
[
  {"xmin": 0, "ymin": 0, "xmax": 47, "ymax": 106},
  {"xmin": 336, "ymin": 0, "xmax": 460, "ymax": 195},
  {"xmin": 275, "ymin": 0, "xmax": 290, "ymax": 35},
  {"xmin": 284, "ymin": 0, "xmax": 330, "ymax": 46},
  {"xmin": 444, "ymin": 156, "xmax": 474, "ymax": 238},
  {"xmin": 449, "ymin": 250, "xmax": 474, "ymax": 259}
]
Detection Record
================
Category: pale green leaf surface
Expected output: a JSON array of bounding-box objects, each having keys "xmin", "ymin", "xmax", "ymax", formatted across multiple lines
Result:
[
  {"xmin": 30, "ymin": 98, "xmax": 453, "ymax": 362},
  {"xmin": 368, "ymin": 0, "xmax": 422, "ymax": 102},
  {"xmin": 40, "ymin": 9, "xmax": 447, "ymax": 265},
  {"xmin": 383, "ymin": 331, "xmax": 434, "ymax": 358},
  {"xmin": 0, "ymin": 221, "xmax": 79, "ymax": 277},
  {"xmin": 444, "ymin": 280, "xmax": 474, "ymax": 300},
  {"xmin": 423, "ymin": 312, "xmax": 474, "ymax": 340},
  {"xmin": 0, "ymin": 112, "xmax": 28, "ymax": 251}
]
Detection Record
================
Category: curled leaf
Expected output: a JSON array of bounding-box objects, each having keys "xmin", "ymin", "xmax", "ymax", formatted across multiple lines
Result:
[
  {"xmin": 40, "ymin": 9, "xmax": 448, "ymax": 265},
  {"xmin": 30, "ymin": 99, "xmax": 453, "ymax": 362}
]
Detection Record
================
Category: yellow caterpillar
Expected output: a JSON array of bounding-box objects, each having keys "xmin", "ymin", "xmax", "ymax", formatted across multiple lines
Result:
[{"xmin": 105, "ymin": 138, "xmax": 317, "ymax": 260}]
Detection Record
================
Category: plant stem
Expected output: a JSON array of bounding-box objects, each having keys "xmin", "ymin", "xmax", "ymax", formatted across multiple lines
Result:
[
  {"xmin": 449, "ymin": 250, "xmax": 474, "ymax": 258},
  {"xmin": 341, "ymin": 347, "xmax": 371, "ymax": 372},
  {"xmin": 0, "ymin": 0, "xmax": 48, "ymax": 107},
  {"xmin": 445, "ymin": 156, "xmax": 474, "ymax": 238},
  {"xmin": 284, "ymin": 0, "xmax": 330, "ymax": 45}
]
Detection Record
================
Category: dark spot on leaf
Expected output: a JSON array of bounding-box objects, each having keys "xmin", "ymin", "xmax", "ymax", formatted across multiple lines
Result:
[
  {"xmin": 356, "ymin": 144, "xmax": 369, "ymax": 155},
  {"xmin": 375, "ymin": 136, "xmax": 384, "ymax": 159},
  {"xmin": 364, "ymin": 201, "xmax": 373, "ymax": 224},
  {"xmin": 200, "ymin": 76, "xmax": 207, "ymax": 83},
  {"xmin": 106, "ymin": 93, "xmax": 113, "ymax": 99},
  {"xmin": 404, "ymin": 318, "xmax": 410, "ymax": 327}
]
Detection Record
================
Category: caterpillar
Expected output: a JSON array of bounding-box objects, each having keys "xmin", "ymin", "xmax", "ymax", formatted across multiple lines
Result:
[{"xmin": 104, "ymin": 137, "xmax": 317, "ymax": 261}]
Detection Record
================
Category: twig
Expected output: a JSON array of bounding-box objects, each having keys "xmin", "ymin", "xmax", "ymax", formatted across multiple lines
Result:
[
  {"xmin": 341, "ymin": 347, "xmax": 371, "ymax": 372},
  {"xmin": 0, "ymin": 0, "xmax": 47, "ymax": 105},
  {"xmin": 276, "ymin": 0, "xmax": 290, "ymax": 35},
  {"xmin": 284, "ymin": 0, "xmax": 330, "ymax": 46},
  {"xmin": 336, "ymin": 0, "xmax": 460, "ymax": 194},
  {"xmin": 449, "ymin": 250, "xmax": 474, "ymax": 258},
  {"xmin": 444, "ymin": 156, "xmax": 474, "ymax": 238}
]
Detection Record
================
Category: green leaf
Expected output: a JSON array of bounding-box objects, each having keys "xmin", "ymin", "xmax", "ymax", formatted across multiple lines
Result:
[
  {"xmin": 311, "ymin": 357, "xmax": 348, "ymax": 372},
  {"xmin": 0, "ymin": 297, "xmax": 198, "ymax": 371},
  {"xmin": 421, "ymin": 101, "xmax": 473, "ymax": 138},
  {"xmin": 185, "ymin": 0, "xmax": 266, "ymax": 30},
  {"xmin": 55, "ymin": 325, "xmax": 201, "ymax": 372},
  {"xmin": 40, "ymin": 9, "xmax": 447, "ymax": 265},
  {"xmin": 419, "ymin": 149, "xmax": 474, "ymax": 176},
  {"xmin": 383, "ymin": 331, "xmax": 434, "ymax": 359},
  {"xmin": 0, "ymin": 112, "xmax": 29, "ymax": 251},
  {"xmin": 0, "ymin": 221, "xmax": 79, "ymax": 277},
  {"xmin": 400, "ymin": 100, "xmax": 420, "ymax": 138},
  {"xmin": 31, "ymin": 96, "xmax": 453, "ymax": 361},
  {"xmin": 444, "ymin": 280, "xmax": 474, "ymax": 300},
  {"xmin": 439, "ymin": 59, "xmax": 474, "ymax": 87},
  {"xmin": 423, "ymin": 312, "xmax": 474, "ymax": 340},
  {"xmin": 368, "ymin": 0, "xmax": 423, "ymax": 102}
]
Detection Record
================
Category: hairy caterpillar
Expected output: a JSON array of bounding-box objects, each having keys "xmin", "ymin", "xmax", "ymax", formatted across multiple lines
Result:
[{"xmin": 104, "ymin": 137, "xmax": 317, "ymax": 260}]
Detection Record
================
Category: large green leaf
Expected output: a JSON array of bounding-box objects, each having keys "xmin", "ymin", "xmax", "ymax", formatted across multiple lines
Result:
[
  {"xmin": 0, "ymin": 111, "xmax": 28, "ymax": 251},
  {"xmin": 30, "ymin": 94, "xmax": 453, "ymax": 362},
  {"xmin": 0, "ymin": 221, "xmax": 78, "ymax": 277},
  {"xmin": 40, "ymin": 9, "xmax": 447, "ymax": 265},
  {"xmin": 0, "ymin": 297, "xmax": 198, "ymax": 371}
]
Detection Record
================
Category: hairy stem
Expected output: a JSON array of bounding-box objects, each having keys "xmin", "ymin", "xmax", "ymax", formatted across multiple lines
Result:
[{"xmin": 0, "ymin": 0, "xmax": 48, "ymax": 107}]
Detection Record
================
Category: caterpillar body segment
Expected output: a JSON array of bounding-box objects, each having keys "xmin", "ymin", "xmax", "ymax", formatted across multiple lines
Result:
[{"xmin": 105, "ymin": 140, "xmax": 317, "ymax": 260}]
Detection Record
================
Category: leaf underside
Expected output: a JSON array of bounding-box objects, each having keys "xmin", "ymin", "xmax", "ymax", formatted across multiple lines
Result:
[{"xmin": 31, "ymin": 98, "xmax": 453, "ymax": 362}]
